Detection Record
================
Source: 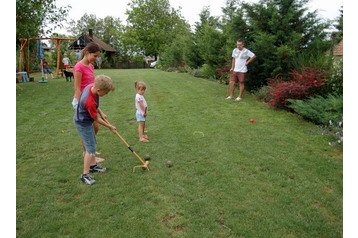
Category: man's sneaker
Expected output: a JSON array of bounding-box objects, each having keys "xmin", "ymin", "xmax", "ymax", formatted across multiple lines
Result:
[
  {"xmin": 225, "ymin": 96, "xmax": 234, "ymax": 100},
  {"xmin": 80, "ymin": 174, "xmax": 96, "ymax": 185},
  {"xmin": 90, "ymin": 164, "xmax": 107, "ymax": 173},
  {"xmin": 235, "ymin": 97, "xmax": 242, "ymax": 101}
]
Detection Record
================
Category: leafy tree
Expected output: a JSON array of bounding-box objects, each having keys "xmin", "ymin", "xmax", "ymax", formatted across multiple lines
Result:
[
  {"xmin": 221, "ymin": 0, "xmax": 251, "ymax": 59},
  {"xmin": 193, "ymin": 7, "xmax": 226, "ymax": 68},
  {"xmin": 241, "ymin": 0, "xmax": 331, "ymax": 90},
  {"xmin": 125, "ymin": 0, "xmax": 187, "ymax": 59},
  {"xmin": 68, "ymin": 14, "xmax": 100, "ymax": 37},
  {"xmin": 16, "ymin": 0, "xmax": 70, "ymax": 39},
  {"xmin": 69, "ymin": 14, "xmax": 127, "ymax": 65},
  {"xmin": 332, "ymin": 7, "xmax": 343, "ymax": 43},
  {"xmin": 69, "ymin": 14, "xmax": 123, "ymax": 51},
  {"xmin": 159, "ymin": 30, "xmax": 193, "ymax": 69}
]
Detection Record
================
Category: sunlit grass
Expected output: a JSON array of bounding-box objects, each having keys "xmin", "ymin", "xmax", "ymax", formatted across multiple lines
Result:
[{"xmin": 17, "ymin": 69, "xmax": 342, "ymax": 237}]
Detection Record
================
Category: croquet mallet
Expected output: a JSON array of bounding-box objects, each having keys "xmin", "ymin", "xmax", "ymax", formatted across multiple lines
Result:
[{"xmin": 103, "ymin": 118, "xmax": 150, "ymax": 172}]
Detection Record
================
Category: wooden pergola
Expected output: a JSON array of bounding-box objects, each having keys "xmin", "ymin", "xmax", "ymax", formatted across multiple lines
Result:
[{"xmin": 18, "ymin": 37, "xmax": 76, "ymax": 76}]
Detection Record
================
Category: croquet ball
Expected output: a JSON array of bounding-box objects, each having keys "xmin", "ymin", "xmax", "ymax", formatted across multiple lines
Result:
[
  {"xmin": 249, "ymin": 119, "xmax": 255, "ymax": 123},
  {"xmin": 166, "ymin": 160, "xmax": 173, "ymax": 167},
  {"xmin": 144, "ymin": 155, "xmax": 151, "ymax": 161}
]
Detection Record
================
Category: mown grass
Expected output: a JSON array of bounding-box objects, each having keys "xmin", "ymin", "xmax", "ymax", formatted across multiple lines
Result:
[{"xmin": 16, "ymin": 69, "xmax": 342, "ymax": 237}]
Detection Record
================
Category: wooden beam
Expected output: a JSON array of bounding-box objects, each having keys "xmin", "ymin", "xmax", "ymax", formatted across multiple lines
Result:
[
  {"xmin": 55, "ymin": 39, "xmax": 62, "ymax": 77},
  {"xmin": 17, "ymin": 37, "xmax": 76, "ymax": 76},
  {"xmin": 18, "ymin": 39, "xmax": 28, "ymax": 72},
  {"xmin": 20, "ymin": 37, "xmax": 76, "ymax": 41}
]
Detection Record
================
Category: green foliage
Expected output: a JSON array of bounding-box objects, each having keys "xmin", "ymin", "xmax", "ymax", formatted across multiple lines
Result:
[
  {"xmin": 194, "ymin": 8, "xmax": 227, "ymax": 67},
  {"xmin": 292, "ymin": 52, "xmax": 333, "ymax": 73},
  {"xmin": 325, "ymin": 58, "xmax": 343, "ymax": 95},
  {"xmin": 241, "ymin": 0, "xmax": 331, "ymax": 91},
  {"xmin": 200, "ymin": 64, "xmax": 216, "ymax": 79},
  {"xmin": 331, "ymin": 7, "xmax": 343, "ymax": 44},
  {"xmin": 288, "ymin": 94, "xmax": 343, "ymax": 125},
  {"xmin": 69, "ymin": 14, "xmax": 123, "ymax": 47},
  {"xmin": 125, "ymin": 0, "xmax": 188, "ymax": 58},
  {"xmin": 159, "ymin": 33, "xmax": 192, "ymax": 69},
  {"xmin": 16, "ymin": 0, "xmax": 70, "ymax": 39},
  {"xmin": 253, "ymin": 85, "xmax": 272, "ymax": 102},
  {"xmin": 292, "ymin": 53, "xmax": 342, "ymax": 96}
]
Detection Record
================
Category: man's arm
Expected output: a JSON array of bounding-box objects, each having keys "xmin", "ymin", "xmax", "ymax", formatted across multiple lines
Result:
[
  {"xmin": 246, "ymin": 55, "xmax": 256, "ymax": 65},
  {"xmin": 230, "ymin": 58, "xmax": 235, "ymax": 71}
]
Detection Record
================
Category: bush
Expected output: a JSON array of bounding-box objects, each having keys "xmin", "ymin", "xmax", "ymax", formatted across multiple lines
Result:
[
  {"xmin": 325, "ymin": 58, "xmax": 343, "ymax": 95},
  {"xmin": 268, "ymin": 68, "xmax": 326, "ymax": 109},
  {"xmin": 253, "ymin": 85, "xmax": 272, "ymax": 102},
  {"xmin": 288, "ymin": 94, "xmax": 343, "ymax": 147},
  {"xmin": 288, "ymin": 94, "xmax": 343, "ymax": 125},
  {"xmin": 215, "ymin": 66, "xmax": 230, "ymax": 84},
  {"xmin": 200, "ymin": 64, "xmax": 216, "ymax": 79},
  {"xmin": 321, "ymin": 120, "xmax": 343, "ymax": 147}
]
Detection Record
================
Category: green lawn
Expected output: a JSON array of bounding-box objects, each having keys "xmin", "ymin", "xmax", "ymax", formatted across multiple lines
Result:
[{"xmin": 16, "ymin": 69, "xmax": 342, "ymax": 237}]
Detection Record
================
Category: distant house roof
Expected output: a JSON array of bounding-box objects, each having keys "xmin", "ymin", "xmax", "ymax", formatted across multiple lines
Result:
[
  {"xmin": 333, "ymin": 40, "xmax": 343, "ymax": 56},
  {"xmin": 68, "ymin": 29, "xmax": 116, "ymax": 52}
]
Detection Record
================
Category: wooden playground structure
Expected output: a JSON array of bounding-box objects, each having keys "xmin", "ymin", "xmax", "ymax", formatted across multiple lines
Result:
[{"xmin": 18, "ymin": 37, "xmax": 76, "ymax": 77}]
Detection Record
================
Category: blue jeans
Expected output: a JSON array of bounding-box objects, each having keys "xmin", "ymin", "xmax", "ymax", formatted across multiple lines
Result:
[{"xmin": 75, "ymin": 122, "xmax": 96, "ymax": 154}]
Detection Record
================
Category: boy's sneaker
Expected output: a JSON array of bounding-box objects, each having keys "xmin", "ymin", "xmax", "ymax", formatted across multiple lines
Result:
[
  {"xmin": 90, "ymin": 164, "xmax": 107, "ymax": 173},
  {"xmin": 95, "ymin": 157, "xmax": 105, "ymax": 163},
  {"xmin": 80, "ymin": 174, "xmax": 96, "ymax": 185},
  {"xmin": 225, "ymin": 96, "xmax": 234, "ymax": 100},
  {"xmin": 235, "ymin": 97, "xmax": 242, "ymax": 101}
]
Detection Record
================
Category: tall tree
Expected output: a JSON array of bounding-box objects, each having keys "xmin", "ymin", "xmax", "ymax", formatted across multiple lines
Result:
[
  {"xmin": 16, "ymin": 0, "xmax": 70, "ymax": 39},
  {"xmin": 68, "ymin": 14, "xmax": 100, "ymax": 37},
  {"xmin": 194, "ymin": 7, "xmax": 226, "ymax": 67},
  {"xmin": 241, "ymin": 0, "xmax": 331, "ymax": 90},
  {"xmin": 221, "ymin": 0, "xmax": 251, "ymax": 65},
  {"xmin": 332, "ymin": 7, "xmax": 343, "ymax": 43},
  {"xmin": 125, "ymin": 0, "xmax": 187, "ymax": 59},
  {"xmin": 69, "ymin": 14, "xmax": 123, "ymax": 50}
]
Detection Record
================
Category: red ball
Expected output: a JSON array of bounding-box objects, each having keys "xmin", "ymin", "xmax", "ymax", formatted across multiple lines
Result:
[{"xmin": 249, "ymin": 119, "xmax": 255, "ymax": 123}]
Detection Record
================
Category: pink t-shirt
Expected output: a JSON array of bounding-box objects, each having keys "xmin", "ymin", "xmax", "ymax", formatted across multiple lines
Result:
[{"xmin": 73, "ymin": 62, "xmax": 95, "ymax": 91}]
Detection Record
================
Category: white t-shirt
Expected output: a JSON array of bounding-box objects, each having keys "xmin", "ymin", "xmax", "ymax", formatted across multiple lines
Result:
[
  {"xmin": 232, "ymin": 48, "xmax": 255, "ymax": 73},
  {"xmin": 62, "ymin": 57, "xmax": 70, "ymax": 65},
  {"xmin": 135, "ymin": 93, "xmax": 147, "ymax": 115}
]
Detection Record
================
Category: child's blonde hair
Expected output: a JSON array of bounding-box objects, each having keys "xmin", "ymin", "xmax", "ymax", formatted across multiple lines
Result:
[
  {"xmin": 95, "ymin": 75, "xmax": 115, "ymax": 93},
  {"xmin": 135, "ymin": 81, "xmax": 146, "ymax": 90}
]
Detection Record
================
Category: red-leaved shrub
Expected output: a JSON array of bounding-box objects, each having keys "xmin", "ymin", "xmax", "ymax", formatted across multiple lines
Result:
[
  {"xmin": 215, "ymin": 66, "xmax": 230, "ymax": 84},
  {"xmin": 268, "ymin": 68, "xmax": 326, "ymax": 108}
]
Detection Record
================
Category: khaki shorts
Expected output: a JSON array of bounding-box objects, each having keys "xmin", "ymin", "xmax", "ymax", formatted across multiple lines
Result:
[{"xmin": 230, "ymin": 72, "xmax": 246, "ymax": 83}]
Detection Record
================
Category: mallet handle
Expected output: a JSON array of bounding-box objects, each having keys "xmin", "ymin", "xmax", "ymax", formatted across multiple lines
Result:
[
  {"xmin": 103, "ymin": 117, "xmax": 146, "ymax": 165},
  {"xmin": 112, "ymin": 130, "xmax": 146, "ymax": 165}
]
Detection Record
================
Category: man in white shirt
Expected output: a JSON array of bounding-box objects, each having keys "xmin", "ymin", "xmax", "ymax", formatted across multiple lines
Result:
[{"xmin": 226, "ymin": 39, "xmax": 256, "ymax": 101}]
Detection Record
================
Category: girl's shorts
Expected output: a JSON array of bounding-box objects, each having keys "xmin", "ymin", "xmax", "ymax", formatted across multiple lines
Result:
[
  {"xmin": 136, "ymin": 112, "xmax": 146, "ymax": 122},
  {"xmin": 75, "ymin": 122, "xmax": 96, "ymax": 154}
]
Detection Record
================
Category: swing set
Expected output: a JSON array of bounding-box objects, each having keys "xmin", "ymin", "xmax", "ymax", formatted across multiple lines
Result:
[{"xmin": 18, "ymin": 37, "xmax": 76, "ymax": 80}]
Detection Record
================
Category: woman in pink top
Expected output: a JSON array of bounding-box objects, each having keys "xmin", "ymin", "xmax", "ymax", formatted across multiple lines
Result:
[{"xmin": 72, "ymin": 43, "xmax": 107, "ymax": 158}]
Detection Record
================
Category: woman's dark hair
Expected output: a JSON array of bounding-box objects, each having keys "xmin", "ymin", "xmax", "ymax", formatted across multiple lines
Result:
[{"xmin": 81, "ymin": 42, "xmax": 101, "ymax": 59}]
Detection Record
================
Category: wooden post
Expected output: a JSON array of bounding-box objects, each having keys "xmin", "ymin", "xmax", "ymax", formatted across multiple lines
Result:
[
  {"xmin": 55, "ymin": 39, "xmax": 61, "ymax": 77},
  {"xmin": 19, "ymin": 39, "xmax": 28, "ymax": 72},
  {"xmin": 17, "ymin": 37, "xmax": 76, "ymax": 76}
]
